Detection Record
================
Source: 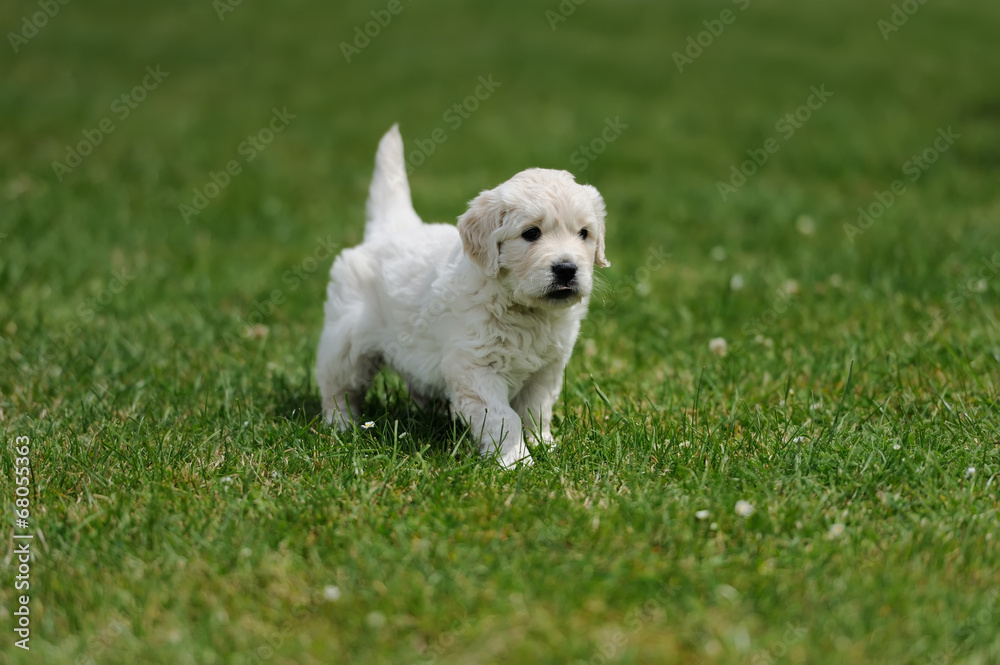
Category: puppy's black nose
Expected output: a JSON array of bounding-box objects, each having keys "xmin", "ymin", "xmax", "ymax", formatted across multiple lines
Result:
[{"xmin": 551, "ymin": 261, "xmax": 577, "ymax": 286}]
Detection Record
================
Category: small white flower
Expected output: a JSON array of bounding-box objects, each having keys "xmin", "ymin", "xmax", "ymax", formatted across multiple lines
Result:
[
  {"xmin": 970, "ymin": 279, "xmax": 987, "ymax": 293},
  {"xmin": 399, "ymin": 432, "xmax": 408, "ymax": 439},
  {"xmin": 716, "ymin": 584, "xmax": 740, "ymax": 602},
  {"xmin": 709, "ymin": 337, "xmax": 728, "ymax": 357},
  {"xmin": 679, "ymin": 441, "xmax": 691, "ymax": 448},
  {"xmin": 365, "ymin": 611, "xmax": 386, "ymax": 628},
  {"xmin": 361, "ymin": 421, "xmax": 375, "ymax": 430},
  {"xmin": 965, "ymin": 466, "xmax": 976, "ymax": 479},
  {"xmin": 221, "ymin": 476, "xmax": 234, "ymax": 484},
  {"xmin": 893, "ymin": 443, "xmax": 901, "ymax": 451},
  {"xmin": 792, "ymin": 436, "xmax": 806, "ymax": 444},
  {"xmin": 270, "ymin": 470, "xmax": 279, "ymax": 478},
  {"xmin": 796, "ymin": 215, "xmax": 816, "ymax": 236},
  {"xmin": 809, "ymin": 402, "xmax": 822, "ymax": 411},
  {"xmin": 735, "ymin": 500, "xmax": 755, "ymax": 518},
  {"xmin": 323, "ymin": 585, "xmax": 342, "ymax": 602},
  {"xmin": 729, "ymin": 274, "xmax": 744, "ymax": 291},
  {"xmin": 245, "ymin": 324, "xmax": 269, "ymax": 339},
  {"xmin": 696, "ymin": 510, "xmax": 710, "ymax": 520},
  {"xmin": 827, "ymin": 523, "xmax": 846, "ymax": 539},
  {"xmin": 782, "ymin": 279, "xmax": 800, "ymax": 296}
]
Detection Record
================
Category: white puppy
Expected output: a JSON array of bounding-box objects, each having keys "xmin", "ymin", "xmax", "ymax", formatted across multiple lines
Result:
[{"xmin": 315, "ymin": 125, "xmax": 609, "ymax": 467}]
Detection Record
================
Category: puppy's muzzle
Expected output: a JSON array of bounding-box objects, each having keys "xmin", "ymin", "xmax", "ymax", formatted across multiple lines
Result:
[
  {"xmin": 547, "ymin": 261, "xmax": 579, "ymax": 300},
  {"xmin": 551, "ymin": 261, "xmax": 577, "ymax": 286}
]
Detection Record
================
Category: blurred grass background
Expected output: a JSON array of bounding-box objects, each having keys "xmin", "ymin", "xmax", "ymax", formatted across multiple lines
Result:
[{"xmin": 1, "ymin": 0, "xmax": 999, "ymax": 663}]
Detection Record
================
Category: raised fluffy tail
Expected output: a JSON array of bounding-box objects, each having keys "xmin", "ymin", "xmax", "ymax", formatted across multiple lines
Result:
[{"xmin": 364, "ymin": 124, "xmax": 423, "ymax": 241}]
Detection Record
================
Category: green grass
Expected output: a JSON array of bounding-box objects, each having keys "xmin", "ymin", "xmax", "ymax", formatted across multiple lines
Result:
[{"xmin": 2, "ymin": 0, "xmax": 999, "ymax": 662}]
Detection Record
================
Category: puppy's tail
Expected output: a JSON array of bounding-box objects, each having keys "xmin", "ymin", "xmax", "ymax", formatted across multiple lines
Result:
[{"xmin": 364, "ymin": 124, "xmax": 423, "ymax": 241}]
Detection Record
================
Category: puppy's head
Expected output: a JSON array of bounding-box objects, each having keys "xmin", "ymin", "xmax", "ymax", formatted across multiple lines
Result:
[{"xmin": 457, "ymin": 168, "xmax": 609, "ymax": 308}]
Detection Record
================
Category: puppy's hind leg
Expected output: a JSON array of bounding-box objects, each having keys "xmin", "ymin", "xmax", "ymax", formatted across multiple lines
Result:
[{"xmin": 315, "ymin": 325, "xmax": 382, "ymax": 430}]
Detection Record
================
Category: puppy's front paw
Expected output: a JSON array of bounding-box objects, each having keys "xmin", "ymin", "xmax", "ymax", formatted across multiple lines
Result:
[
  {"xmin": 498, "ymin": 450, "xmax": 533, "ymax": 469},
  {"xmin": 495, "ymin": 441, "xmax": 533, "ymax": 469},
  {"xmin": 524, "ymin": 430, "xmax": 556, "ymax": 450}
]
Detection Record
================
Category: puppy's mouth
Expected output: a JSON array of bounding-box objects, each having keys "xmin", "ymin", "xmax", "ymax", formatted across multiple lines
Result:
[{"xmin": 544, "ymin": 285, "xmax": 579, "ymax": 301}]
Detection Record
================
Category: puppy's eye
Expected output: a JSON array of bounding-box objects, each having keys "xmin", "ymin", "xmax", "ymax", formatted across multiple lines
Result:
[
  {"xmin": 578, "ymin": 229, "xmax": 589, "ymax": 240},
  {"xmin": 521, "ymin": 227, "xmax": 541, "ymax": 242}
]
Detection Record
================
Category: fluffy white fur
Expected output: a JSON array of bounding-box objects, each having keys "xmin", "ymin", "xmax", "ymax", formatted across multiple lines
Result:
[{"xmin": 315, "ymin": 124, "xmax": 609, "ymax": 467}]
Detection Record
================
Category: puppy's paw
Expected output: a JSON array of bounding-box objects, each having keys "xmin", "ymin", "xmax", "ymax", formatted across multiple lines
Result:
[
  {"xmin": 498, "ymin": 451, "xmax": 533, "ymax": 469},
  {"xmin": 495, "ymin": 442, "xmax": 533, "ymax": 469},
  {"xmin": 524, "ymin": 430, "xmax": 556, "ymax": 450}
]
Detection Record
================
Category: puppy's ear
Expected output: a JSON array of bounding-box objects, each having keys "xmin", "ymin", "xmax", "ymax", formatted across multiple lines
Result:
[
  {"xmin": 586, "ymin": 185, "xmax": 610, "ymax": 268},
  {"xmin": 457, "ymin": 188, "xmax": 505, "ymax": 276}
]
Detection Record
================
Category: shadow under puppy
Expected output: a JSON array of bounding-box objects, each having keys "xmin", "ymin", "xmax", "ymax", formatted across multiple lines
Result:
[{"xmin": 315, "ymin": 125, "xmax": 609, "ymax": 467}]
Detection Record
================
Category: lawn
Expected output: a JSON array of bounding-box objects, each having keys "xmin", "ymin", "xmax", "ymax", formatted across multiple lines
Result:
[{"xmin": 1, "ymin": 0, "xmax": 999, "ymax": 663}]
